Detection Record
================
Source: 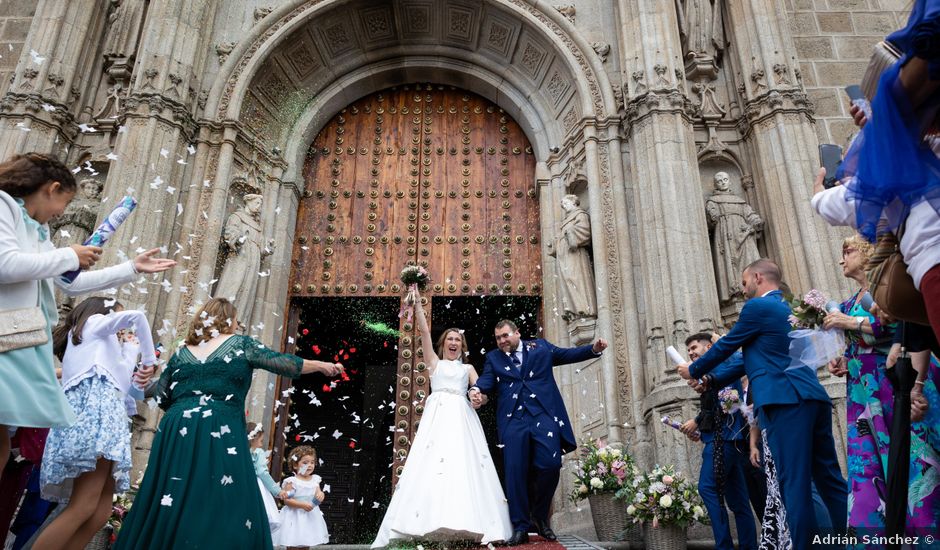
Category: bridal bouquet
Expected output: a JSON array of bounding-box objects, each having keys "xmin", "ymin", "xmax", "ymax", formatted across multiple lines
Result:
[
  {"xmin": 786, "ymin": 289, "xmax": 846, "ymax": 372},
  {"xmin": 616, "ymin": 464, "xmax": 707, "ymax": 528},
  {"xmin": 569, "ymin": 440, "xmax": 637, "ymax": 502},
  {"xmin": 717, "ymin": 387, "xmax": 741, "ymax": 414},
  {"xmin": 398, "ymin": 265, "xmax": 430, "ymax": 322}
]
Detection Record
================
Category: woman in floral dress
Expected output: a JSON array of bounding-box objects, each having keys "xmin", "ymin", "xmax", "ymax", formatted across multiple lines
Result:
[{"xmin": 824, "ymin": 235, "xmax": 940, "ymax": 542}]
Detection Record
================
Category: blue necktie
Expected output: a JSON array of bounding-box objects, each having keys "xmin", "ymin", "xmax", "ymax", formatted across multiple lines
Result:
[{"xmin": 510, "ymin": 353, "xmax": 521, "ymax": 370}]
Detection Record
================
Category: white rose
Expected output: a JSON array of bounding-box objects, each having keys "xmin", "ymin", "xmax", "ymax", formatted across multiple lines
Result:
[
  {"xmin": 660, "ymin": 495, "xmax": 673, "ymax": 508},
  {"xmin": 611, "ymin": 448, "xmax": 622, "ymax": 457},
  {"xmin": 693, "ymin": 505, "xmax": 704, "ymax": 518},
  {"xmin": 626, "ymin": 505, "xmax": 636, "ymax": 515},
  {"xmin": 590, "ymin": 477, "xmax": 603, "ymax": 489},
  {"xmin": 579, "ymin": 484, "xmax": 589, "ymax": 494}
]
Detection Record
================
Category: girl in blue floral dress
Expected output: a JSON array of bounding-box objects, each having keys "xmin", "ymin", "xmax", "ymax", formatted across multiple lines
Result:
[{"xmin": 33, "ymin": 297, "xmax": 157, "ymax": 549}]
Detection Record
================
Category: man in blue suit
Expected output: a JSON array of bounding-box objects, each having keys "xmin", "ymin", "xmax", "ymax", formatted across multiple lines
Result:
[
  {"xmin": 680, "ymin": 333, "xmax": 757, "ymax": 550},
  {"xmin": 469, "ymin": 320, "xmax": 606, "ymax": 546},
  {"xmin": 677, "ymin": 259, "xmax": 847, "ymax": 550}
]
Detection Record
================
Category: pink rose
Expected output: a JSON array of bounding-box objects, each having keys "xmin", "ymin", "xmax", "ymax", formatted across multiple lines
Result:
[{"xmin": 662, "ymin": 475, "xmax": 674, "ymax": 484}]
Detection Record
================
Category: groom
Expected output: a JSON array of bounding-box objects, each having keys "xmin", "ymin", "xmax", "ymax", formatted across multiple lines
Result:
[{"xmin": 470, "ymin": 320, "xmax": 607, "ymax": 545}]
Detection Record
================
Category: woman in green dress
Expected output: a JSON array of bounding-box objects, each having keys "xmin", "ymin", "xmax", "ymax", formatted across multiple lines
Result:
[{"xmin": 113, "ymin": 298, "xmax": 343, "ymax": 549}]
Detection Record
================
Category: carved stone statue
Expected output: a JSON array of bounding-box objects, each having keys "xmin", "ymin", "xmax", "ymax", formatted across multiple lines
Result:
[
  {"xmin": 548, "ymin": 194, "xmax": 597, "ymax": 321},
  {"xmin": 103, "ymin": 0, "xmax": 145, "ymax": 59},
  {"xmin": 705, "ymin": 172, "xmax": 763, "ymax": 304},
  {"xmin": 675, "ymin": 0, "xmax": 726, "ymax": 63},
  {"xmin": 213, "ymin": 194, "xmax": 273, "ymax": 328},
  {"xmin": 51, "ymin": 179, "xmax": 102, "ymax": 247}
]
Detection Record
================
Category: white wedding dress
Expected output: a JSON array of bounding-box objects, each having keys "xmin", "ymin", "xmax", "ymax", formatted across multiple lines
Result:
[{"xmin": 371, "ymin": 359, "xmax": 512, "ymax": 548}]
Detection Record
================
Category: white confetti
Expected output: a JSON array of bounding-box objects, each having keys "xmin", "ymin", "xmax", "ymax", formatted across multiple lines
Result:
[
  {"xmin": 159, "ymin": 148, "xmax": 169, "ymax": 158},
  {"xmin": 105, "ymin": 152, "xmax": 118, "ymax": 161},
  {"xmin": 160, "ymin": 494, "xmax": 173, "ymax": 506},
  {"xmin": 227, "ymin": 447, "xmax": 237, "ymax": 455},
  {"xmin": 40, "ymin": 103, "xmax": 55, "ymax": 112},
  {"xmin": 29, "ymin": 49, "xmax": 45, "ymax": 65},
  {"xmin": 77, "ymin": 123, "xmax": 96, "ymax": 133},
  {"xmin": 220, "ymin": 475, "xmax": 233, "ymax": 485},
  {"xmin": 187, "ymin": 144, "xmax": 196, "ymax": 155},
  {"xmin": 179, "ymin": 427, "xmax": 187, "ymax": 436}
]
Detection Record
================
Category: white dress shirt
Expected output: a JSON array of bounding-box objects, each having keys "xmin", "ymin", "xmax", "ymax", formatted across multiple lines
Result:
[{"xmin": 60, "ymin": 310, "xmax": 157, "ymax": 395}]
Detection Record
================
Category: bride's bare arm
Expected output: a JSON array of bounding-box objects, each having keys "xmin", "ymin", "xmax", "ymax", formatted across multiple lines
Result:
[{"xmin": 414, "ymin": 288, "xmax": 439, "ymax": 373}]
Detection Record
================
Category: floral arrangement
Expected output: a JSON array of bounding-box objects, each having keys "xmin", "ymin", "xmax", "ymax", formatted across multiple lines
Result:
[
  {"xmin": 785, "ymin": 289, "xmax": 847, "ymax": 371},
  {"xmin": 569, "ymin": 440, "xmax": 637, "ymax": 502},
  {"xmin": 107, "ymin": 489, "xmax": 137, "ymax": 542},
  {"xmin": 615, "ymin": 464, "xmax": 708, "ymax": 528},
  {"xmin": 786, "ymin": 289, "xmax": 831, "ymax": 330},
  {"xmin": 400, "ymin": 265, "xmax": 430, "ymax": 291},
  {"xmin": 717, "ymin": 387, "xmax": 741, "ymax": 414}
]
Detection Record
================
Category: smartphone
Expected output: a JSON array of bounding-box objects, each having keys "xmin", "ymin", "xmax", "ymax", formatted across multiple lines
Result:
[
  {"xmin": 845, "ymin": 85, "xmax": 864, "ymax": 102},
  {"xmin": 818, "ymin": 144, "xmax": 843, "ymax": 189}
]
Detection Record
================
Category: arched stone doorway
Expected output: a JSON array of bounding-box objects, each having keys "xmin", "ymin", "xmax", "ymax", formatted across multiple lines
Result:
[
  {"xmin": 167, "ymin": 0, "xmax": 636, "ymax": 534},
  {"xmin": 271, "ymin": 85, "xmax": 542, "ymax": 542}
]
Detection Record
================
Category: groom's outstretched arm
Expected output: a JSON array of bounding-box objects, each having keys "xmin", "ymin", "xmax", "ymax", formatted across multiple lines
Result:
[{"xmin": 548, "ymin": 339, "xmax": 602, "ymax": 366}]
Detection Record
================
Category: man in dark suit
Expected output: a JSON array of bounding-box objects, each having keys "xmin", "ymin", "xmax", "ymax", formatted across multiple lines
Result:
[
  {"xmin": 469, "ymin": 320, "xmax": 607, "ymax": 546},
  {"xmin": 680, "ymin": 334, "xmax": 757, "ymax": 550},
  {"xmin": 677, "ymin": 259, "xmax": 847, "ymax": 550}
]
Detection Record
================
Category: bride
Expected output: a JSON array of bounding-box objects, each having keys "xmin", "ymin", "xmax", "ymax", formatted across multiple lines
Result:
[{"xmin": 371, "ymin": 287, "xmax": 512, "ymax": 548}]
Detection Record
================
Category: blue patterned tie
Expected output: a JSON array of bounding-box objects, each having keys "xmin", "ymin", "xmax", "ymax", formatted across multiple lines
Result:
[{"xmin": 510, "ymin": 353, "xmax": 521, "ymax": 370}]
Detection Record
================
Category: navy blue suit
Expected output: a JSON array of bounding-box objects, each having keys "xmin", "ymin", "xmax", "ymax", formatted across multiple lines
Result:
[
  {"xmin": 689, "ymin": 290, "xmax": 847, "ymax": 549},
  {"xmin": 693, "ymin": 356, "xmax": 757, "ymax": 550},
  {"xmin": 474, "ymin": 339, "xmax": 598, "ymax": 532}
]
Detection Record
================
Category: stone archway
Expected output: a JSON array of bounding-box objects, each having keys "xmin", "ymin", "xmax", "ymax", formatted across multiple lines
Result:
[{"xmin": 163, "ymin": 0, "xmax": 642, "ymax": 533}]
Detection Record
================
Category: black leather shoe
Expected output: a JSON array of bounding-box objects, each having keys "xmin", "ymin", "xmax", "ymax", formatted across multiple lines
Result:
[
  {"xmin": 533, "ymin": 519, "xmax": 557, "ymax": 541},
  {"xmin": 506, "ymin": 530, "xmax": 529, "ymax": 546}
]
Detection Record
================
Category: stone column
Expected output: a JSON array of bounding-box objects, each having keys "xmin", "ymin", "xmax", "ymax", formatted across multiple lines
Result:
[
  {"xmin": 247, "ymin": 166, "xmax": 300, "ymax": 427},
  {"xmin": 616, "ymin": 0, "xmax": 721, "ymax": 468},
  {"xmin": 725, "ymin": 0, "xmax": 848, "ymax": 298},
  {"xmin": 115, "ymin": 0, "xmax": 219, "ymax": 478},
  {"xmin": 617, "ymin": 0, "xmax": 722, "ymax": 370},
  {"xmin": 0, "ymin": 0, "xmax": 109, "ymax": 158},
  {"xmin": 98, "ymin": 0, "xmax": 218, "ymax": 311}
]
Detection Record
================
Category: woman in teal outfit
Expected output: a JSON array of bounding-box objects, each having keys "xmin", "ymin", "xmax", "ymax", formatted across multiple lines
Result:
[
  {"xmin": 0, "ymin": 152, "xmax": 175, "ymax": 479},
  {"xmin": 114, "ymin": 298, "xmax": 344, "ymax": 549}
]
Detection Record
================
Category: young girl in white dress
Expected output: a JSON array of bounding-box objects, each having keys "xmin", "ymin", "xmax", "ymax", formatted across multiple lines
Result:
[
  {"xmin": 278, "ymin": 445, "xmax": 329, "ymax": 549},
  {"xmin": 247, "ymin": 422, "xmax": 292, "ymax": 538},
  {"xmin": 371, "ymin": 286, "xmax": 512, "ymax": 548}
]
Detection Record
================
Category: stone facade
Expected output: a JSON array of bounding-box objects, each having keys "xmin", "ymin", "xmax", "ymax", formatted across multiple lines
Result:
[{"xmin": 1, "ymin": 0, "xmax": 891, "ymax": 541}]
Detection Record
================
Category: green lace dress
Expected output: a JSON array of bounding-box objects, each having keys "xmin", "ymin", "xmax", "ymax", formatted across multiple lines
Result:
[{"xmin": 113, "ymin": 335, "xmax": 302, "ymax": 549}]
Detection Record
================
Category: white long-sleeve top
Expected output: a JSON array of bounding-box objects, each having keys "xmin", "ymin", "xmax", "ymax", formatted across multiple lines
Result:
[
  {"xmin": 60, "ymin": 310, "xmax": 157, "ymax": 395},
  {"xmin": 0, "ymin": 190, "xmax": 137, "ymax": 320},
  {"xmin": 811, "ymin": 184, "xmax": 940, "ymax": 289}
]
